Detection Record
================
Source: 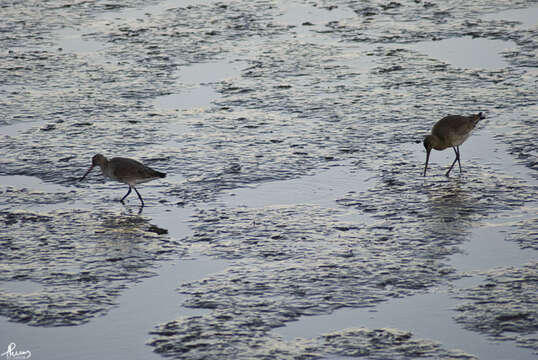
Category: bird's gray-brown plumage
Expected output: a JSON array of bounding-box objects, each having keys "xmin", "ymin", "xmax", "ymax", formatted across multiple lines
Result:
[
  {"xmin": 423, "ymin": 112, "xmax": 485, "ymax": 176},
  {"xmin": 80, "ymin": 154, "xmax": 166, "ymax": 206}
]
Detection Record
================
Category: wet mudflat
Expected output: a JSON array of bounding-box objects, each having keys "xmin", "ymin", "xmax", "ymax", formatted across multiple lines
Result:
[{"xmin": 0, "ymin": 0, "xmax": 537, "ymax": 359}]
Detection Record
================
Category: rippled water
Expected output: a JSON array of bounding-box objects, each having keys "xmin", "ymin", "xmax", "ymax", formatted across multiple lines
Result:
[{"xmin": 1, "ymin": 0, "xmax": 537, "ymax": 359}]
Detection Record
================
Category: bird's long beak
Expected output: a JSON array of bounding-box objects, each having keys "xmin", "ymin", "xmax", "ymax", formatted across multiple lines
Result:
[
  {"xmin": 79, "ymin": 165, "xmax": 94, "ymax": 182},
  {"xmin": 423, "ymin": 149, "xmax": 431, "ymax": 176}
]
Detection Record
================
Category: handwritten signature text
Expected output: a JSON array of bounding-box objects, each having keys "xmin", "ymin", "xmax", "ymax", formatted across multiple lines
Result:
[{"xmin": 1, "ymin": 343, "xmax": 31, "ymax": 360}]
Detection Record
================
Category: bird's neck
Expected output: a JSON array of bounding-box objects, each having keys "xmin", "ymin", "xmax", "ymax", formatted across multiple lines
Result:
[{"xmin": 98, "ymin": 160, "xmax": 112, "ymax": 178}]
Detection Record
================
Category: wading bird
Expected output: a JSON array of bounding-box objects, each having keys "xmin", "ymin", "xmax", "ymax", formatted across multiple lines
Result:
[
  {"xmin": 423, "ymin": 112, "xmax": 485, "ymax": 177},
  {"xmin": 80, "ymin": 154, "xmax": 166, "ymax": 207}
]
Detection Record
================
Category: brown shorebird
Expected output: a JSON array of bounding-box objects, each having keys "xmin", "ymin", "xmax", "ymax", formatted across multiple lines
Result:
[
  {"xmin": 80, "ymin": 154, "xmax": 166, "ymax": 206},
  {"xmin": 423, "ymin": 112, "xmax": 485, "ymax": 177}
]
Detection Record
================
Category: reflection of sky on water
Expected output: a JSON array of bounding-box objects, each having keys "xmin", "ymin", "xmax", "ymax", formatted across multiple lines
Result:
[{"xmin": 402, "ymin": 37, "xmax": 514, "ymax": 70}]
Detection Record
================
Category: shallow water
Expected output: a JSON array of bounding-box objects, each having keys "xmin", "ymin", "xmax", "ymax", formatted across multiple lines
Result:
[
  {"xmin": 401, "ymin": 37, "xmax": 515, "ymax": 70},
  {"xmin": 0, "ymin": 256, "xmax": 227, "ymax": 360},
  {"xmin": 277, "ymin": 289, "xmax": 534, "ymax": 360},
  {"xmin": 1, "ymin": 0, "xmax": 537, "ymax": 359},
  {"xmin": 483, "ymin": 5, "xmax": 538, "ymax": 28},
  {"xmin": 277, "ymin": 209, "xmax": 537, "ymax": 359}
]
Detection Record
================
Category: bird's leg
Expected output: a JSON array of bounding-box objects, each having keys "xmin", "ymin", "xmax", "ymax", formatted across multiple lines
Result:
[
  {"xmin": 455, "ymin": 146, "xmax": 462, "ymax": 173},
  {"xmin": 121, "ymin": 186, "xmax": 132, "ymax": 203},
  {"xmin": 132, "ymin": 186, "xmax": 145, "ymax": 207},
  {"xmin": 445, "ymin": 147, "xmax": 459, "ymax": 177}
]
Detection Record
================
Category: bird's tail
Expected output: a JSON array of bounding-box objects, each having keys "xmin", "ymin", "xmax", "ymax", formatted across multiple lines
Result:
[{"xmin": 154, "ymin": 170, "xmax": 166, "ymax": 178}]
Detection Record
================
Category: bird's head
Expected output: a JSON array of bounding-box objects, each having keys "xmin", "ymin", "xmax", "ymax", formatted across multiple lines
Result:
[
  {"xmin": 91, "ymin": 153, "xmax": 107, "ymax": 167},
  {"xmin": 471, "ymin": 112, "xmax": 486, "ymax": 121},
  {"xmin": 80, "ymin": 154, "xmax": 107, "ymax": 182},
  {"xmin": 423, "ymin": 135, "xmax": 434, "ymax": 152}
]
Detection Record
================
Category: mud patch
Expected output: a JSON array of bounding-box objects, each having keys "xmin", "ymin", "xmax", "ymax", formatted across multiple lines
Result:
[
  {"xmin": 505, "ymin": 217, "xmax": 538, "ymax": 250},
  {"xmin": 150, "ymin": 321, "xmax": 476, "ymax": 359}
]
